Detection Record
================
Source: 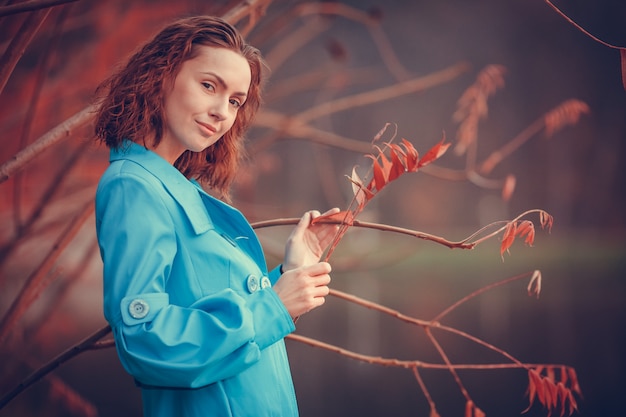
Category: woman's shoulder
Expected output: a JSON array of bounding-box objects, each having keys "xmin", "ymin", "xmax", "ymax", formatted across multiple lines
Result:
[{"xmin": 98, "ymin": 158, "xmax": 166, "ymax": 193}]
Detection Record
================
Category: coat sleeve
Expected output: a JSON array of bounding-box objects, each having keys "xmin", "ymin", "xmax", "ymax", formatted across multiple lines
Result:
[{"xmin": 95, "ymin": 169, "xmax": 295, "ymax": 389}]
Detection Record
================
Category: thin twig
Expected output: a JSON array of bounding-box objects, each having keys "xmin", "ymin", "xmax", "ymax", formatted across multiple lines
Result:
[
  {"xmin": 222, "ymin": 0, "xmax": 274, "ymax": 26},
  {"xmin": 425, "ymin": 327, "xmax": 472, "ymax": 402},
  {"xmin": 0, "ymin": 8, "xmax": 51, "ymax": 95},
  {"xmin": 252, "ymin": 217, "xmax": 476, "ymax": 249},
  {"xmin": 329, "ymin": 287, "xmax": 526, "ymax": 368},
  {"xmin": 544, "ymin": 0, "xmax": 625, "ymax": 49},
  {"xmin": 287, "ymin": 333, "xmax": 557, "ymax": 371},
  {"xmin": 0, "ymin": 0, "xmax": 77, "ymax": 17},
  {"xmin": 411, "ymin": 367, "xmax": 439, "ymax": 416},
  {"xmin": 480, "ymin": 118, "xmax": 544, "ymax": 175},
  {"xmin": 295, "ymin": 62, "xmax": 469, "ymax": 124},
  {"xmin": 251, "ymin": 109, "xmax": 373, "ymax": 153},
  {"xmin": 432, "ymin": 271, "xmax": 534, "ymax": 323},
  {"xmin": 263, "ymin": 16, "xmax": 330, "ymax": 70},
  {"xmin": 0, "ymin": 203, "xmax": 94, "ymax": 347},
  {"xmin": 13, "ymin": 4, "xmax": 72, "ymax": 236},
  {"xmin": 293, "ymin": 2, "xmax": 412, "ymax": 81},
  {"xmin": 0, "ymin": 103, "xmax": 97, "ymax": 184},
  {"xmin": 0, "ymin": 325, "xmax": 111, "ymax": 410},
  {"xmin": 0, "ymin": 139, "xmax": 93, "ymax": 268}
]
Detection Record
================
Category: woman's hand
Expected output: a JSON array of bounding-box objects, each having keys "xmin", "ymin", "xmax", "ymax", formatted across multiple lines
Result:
[
  {"xmin": 282, "ymin": 208, "xmax": 340, "ymax": 272},
  {"xmin": 272, "ymin": 262, "xmax": 332, "ymax": 319}
]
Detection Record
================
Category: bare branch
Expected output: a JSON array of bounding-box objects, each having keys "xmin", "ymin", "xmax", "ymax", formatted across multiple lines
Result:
[
  {"xmin": 295, "ymin": 61, "xmax": 469, "ymax": 124},
  {"xmin": 222, "ymin": 0, "xmax": 274, "ymax": 26},
  {"xmin": 13, "ymin": 4, "xmax": 73, "ymax": 235},
  {"xmin": 0, "ymin": 8, "xmax": 51, "ymax": 95},
  {"xmin": 0, "ymin": 203, "xmax": 94, "ymax": 347},
  {"xmin": 252, "ymin": 217, "xmax": 476, "ymax": 249},
  {"xmin": 544, "ymin": 0, "xmax": 626, "ymax": 49},
  {"xmin": 0, "ymin": 103, "xmax": 97, "ymax": 184},
  {"xmin": 0, "ymin": 139, "xmax": 92, "ymax": 268},
  {"xmin": 0, "ymin": 325, "xmax": 111, "ymax": 410},
  {"xmin": 0, "ymin": 0, "xmax": 77, "ymax": 17}
]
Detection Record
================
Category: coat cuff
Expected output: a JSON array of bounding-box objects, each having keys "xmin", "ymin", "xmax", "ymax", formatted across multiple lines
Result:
[{"xmin": 248, "ymin": 288, "xmax": 295, "ymax": 350}]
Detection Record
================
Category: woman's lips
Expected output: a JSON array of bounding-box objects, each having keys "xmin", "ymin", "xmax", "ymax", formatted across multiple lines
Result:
[{"xmin": 196, "ymin": 121, "xmax": 217, "ymax": 136}]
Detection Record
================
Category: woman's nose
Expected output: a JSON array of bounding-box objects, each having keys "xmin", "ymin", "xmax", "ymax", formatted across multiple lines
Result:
[{"xmin": 209, "ymin": 98, "xmax": 228, "ymax": 121}]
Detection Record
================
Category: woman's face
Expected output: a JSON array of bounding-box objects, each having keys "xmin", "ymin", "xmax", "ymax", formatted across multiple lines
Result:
[{"xmin": 154, "ymin": 45, "xmax": 252, "ymax": 164}]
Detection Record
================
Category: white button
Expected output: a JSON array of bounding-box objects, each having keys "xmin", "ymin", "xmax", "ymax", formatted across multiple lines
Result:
[
  {"xmin": 129, "ymin": 299, "xmax": 149, "ymax": 319},
  {"xmin": 246, "ymin": 274, "xmax": 259, "ymax": 293},
  {"xmin": 261, "ymin": 276, "xmax": 271, "ymax": 289}
]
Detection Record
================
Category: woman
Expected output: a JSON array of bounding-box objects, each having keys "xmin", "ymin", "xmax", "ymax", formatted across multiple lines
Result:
[{"xmin": 94, "ymin": 16, "xmax": 338, "ymax": 417}]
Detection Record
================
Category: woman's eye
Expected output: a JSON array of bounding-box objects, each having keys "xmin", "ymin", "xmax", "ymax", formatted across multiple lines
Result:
[
  {"xmin": 201, "ymin": 82, "xmax": 214, "ymax": 91},
  {"xmin": 229, "ymin": 99, "xmax": 242, "ymax": 109}
]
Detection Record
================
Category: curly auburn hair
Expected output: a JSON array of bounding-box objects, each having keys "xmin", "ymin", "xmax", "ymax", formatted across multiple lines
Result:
[{"xmin": 94, "ymin": 16, "xmax": 266, "ymax": 199}]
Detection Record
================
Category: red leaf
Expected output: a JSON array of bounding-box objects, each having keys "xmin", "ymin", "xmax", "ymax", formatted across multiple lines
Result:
[
  {"xmin": 418, "ymin": 138, "xmax": 450, "ymax": 168},
  {"xmin": 401, "ymin": 138, "xmax": 419, "ymax": 171},
  {"xmin": 528, "ymin": 369, "xmax": 547, "ymax": 408},
  {"xmin": 540, "ymin": 211, "xmax": 554, "ymax": 232},
  {"xmin": 524, "ymin": 370, "xmax": 538, "ymax": 413},
  {"xmin": 366, "ymin": 154, "xmax": 388, "ymax": 192},
  {"xmin": 517, "ymin": 220, "xmax": 535, "ymax": 246},
  {"xmin": 557, "ymin": 382, "xmax": 569, "ymax": 417},
  {"xmin": 311, "ymin": 210, "xmax": 354, "ymax": 226},
  {"xmin": 545, "ymin": 378, "xmax": 558, "ymax": 410},
  {"xmin": 378, "ymin": 147, "xmax": 393, "ymax": 177},
  {"xmin": 567, "ymin": 367, "xmax": 582, "ymax": 396},
  {"xmin": 388, "ymin": 145, "xmax": 406, "ymax": 181},
  {"xmin": 528, "ymin": 270, "xmax": 542, "ymax": 299},
  {"xmin": 500, "ymin": 221, "xmax": 517, "ymax": 258},
  {"xmin": 567, "ymin": 390, "xmax": 579, "ymax": 415},
  {"xmin": 349, "ymin": 167, "xmax": 369, "ymax": 206}
]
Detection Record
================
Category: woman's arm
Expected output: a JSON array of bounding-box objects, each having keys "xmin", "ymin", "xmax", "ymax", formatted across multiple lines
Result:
[{"xmin": 96, "ymin": 170, "xmax": 294, "ymax": 389}]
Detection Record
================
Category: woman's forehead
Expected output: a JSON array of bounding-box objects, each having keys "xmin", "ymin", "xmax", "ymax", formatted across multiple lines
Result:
[{"xmin": 185, "ymin": 46, "xmax": 252, "ymax": 92}]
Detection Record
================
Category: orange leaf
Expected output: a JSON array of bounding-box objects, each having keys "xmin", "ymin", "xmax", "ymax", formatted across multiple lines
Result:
[
  {"xmin": 418, "ymin": 138, "xmax": 450, "ymax": 168},
  {"xmin": 540, "ymin": 211, "xmax": 554, "ymax": 232},
  {"xmin": 500, "ymin": 221, "xmax": 517, "ymax": 258},
  {"xmin": 556, "ymin": 382, "xmax": 569, "ymax": 417},
  {"xmin": 401, "ymin": 138, "xmax": 419, "ymax": 171},
  {"xmin": 350, "ymin": 167, "xmax": 368, "ymax": 206},
  {"xmin": 388, "ymin": 145, "xmax": 406, "ymax": 181},
  {"xmin": 517, "ymin": 220, "xmax": 535, "ymax": 246},
  {"xmin": 528, "ymin": 270, "xmax": 542, "ymax": 299},
  {"xmin": 311, "ymin": 210, "xmax": 354, "ymax": 226},
  {"xmin": 567, "ymin": 367, "xmax": 582, "ymax": 396},
  {"xmin": 524, "ymin": 370, "xmax": 537, "ymax": 413},
  {"xmin": 567, "ymin": 390, "xmax": 579, "ymax": 415},
  {"xmin": 366, "ymin": 154, "xmax": 387, "ymax": 192},
  {"xmin": 528, "ymin": 369, "xmax": 545, "ymax": 409},
  {"xmin": 377, "ymin": 146, "xmax": 393, "ymax": 177},
  {"xmin": 545, "ymin": 378, "xmax": 558, "ymax": 410}
]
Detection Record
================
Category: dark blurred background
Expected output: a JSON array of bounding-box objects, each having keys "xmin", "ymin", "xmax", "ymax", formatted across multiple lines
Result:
[{"xmin": 0, "ymin": 0, "xmax": 624, "ymax": 416}]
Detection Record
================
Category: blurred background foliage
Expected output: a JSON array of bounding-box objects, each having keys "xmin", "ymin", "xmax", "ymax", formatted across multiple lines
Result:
[{"xmin": 0, "ymin": 0, "xmax": 624, "ymax": 416}]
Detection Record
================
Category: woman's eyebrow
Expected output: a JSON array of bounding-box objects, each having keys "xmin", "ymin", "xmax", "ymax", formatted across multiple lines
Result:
[{"xmin": 202, "ymin": 71, "xmax": 248, "ymax": 98}]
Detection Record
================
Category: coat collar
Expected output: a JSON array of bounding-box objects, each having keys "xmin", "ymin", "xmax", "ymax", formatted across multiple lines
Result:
[{"xmin": 110, "ymin": 141, "xmax": 213, "ymax": 235}]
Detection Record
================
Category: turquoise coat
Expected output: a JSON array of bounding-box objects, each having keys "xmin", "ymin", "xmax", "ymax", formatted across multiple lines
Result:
[{"xmin": 95, "ymin": 141, "xmax": 298, "ymax": 417}]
